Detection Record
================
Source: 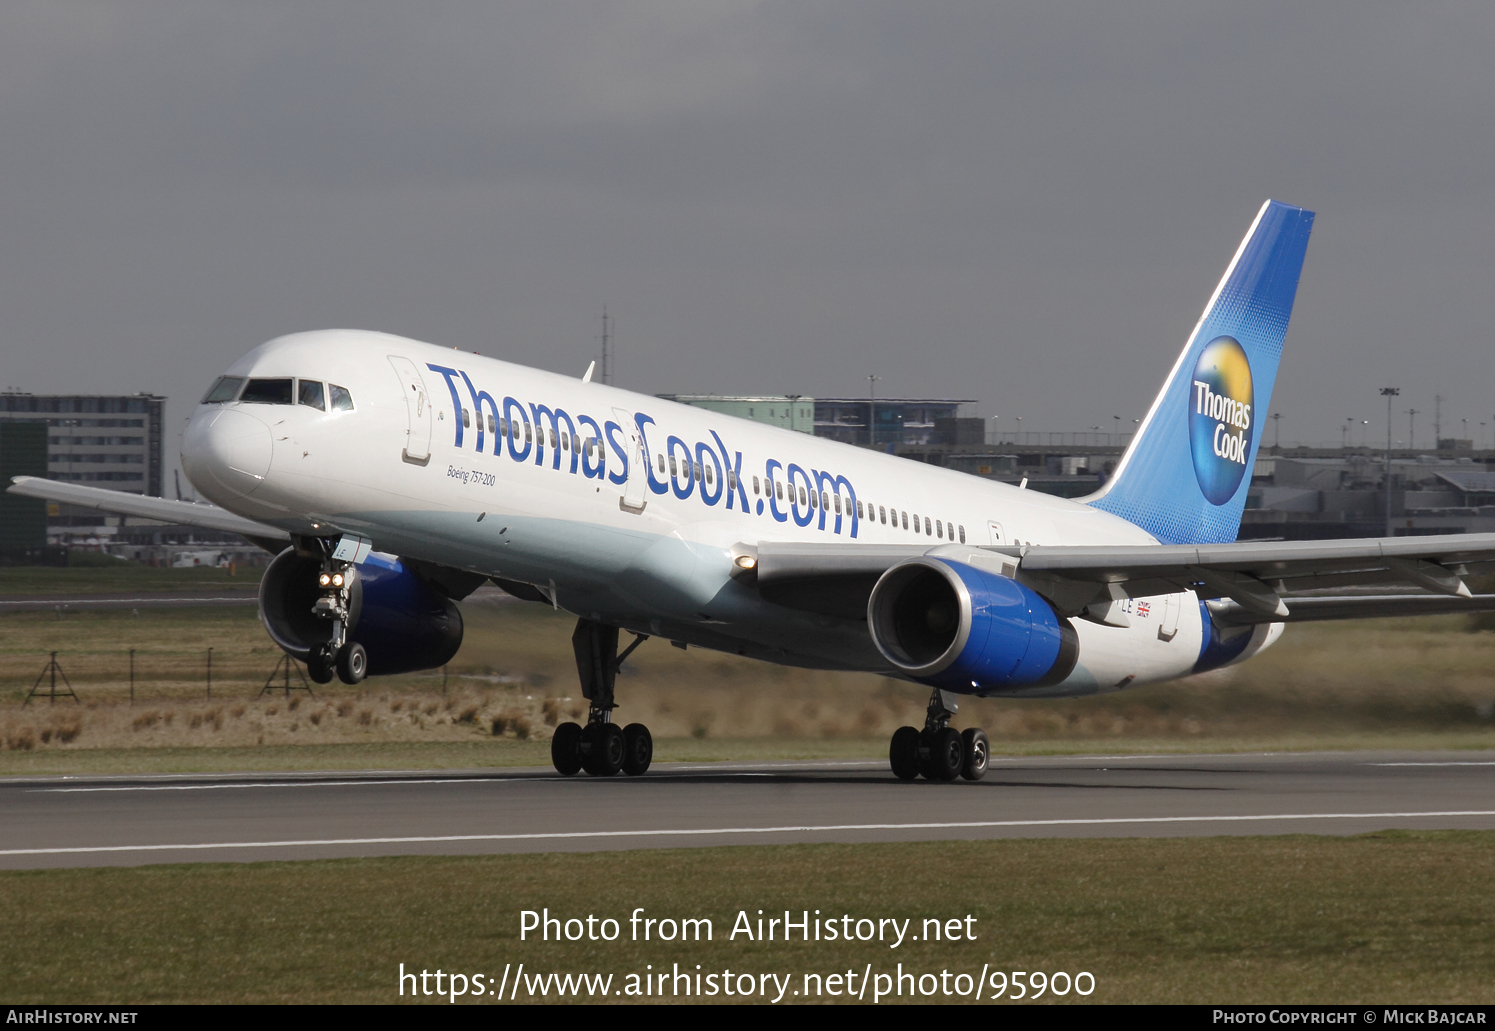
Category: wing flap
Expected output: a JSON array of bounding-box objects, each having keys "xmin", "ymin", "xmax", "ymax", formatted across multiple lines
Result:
[{"xmin": 1209, "ymin": 593, "xmax": 1495, "ymax": 626}]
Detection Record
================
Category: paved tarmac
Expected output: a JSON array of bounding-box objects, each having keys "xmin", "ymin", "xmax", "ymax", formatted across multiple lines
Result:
[
  {"xmin": 3, "ymin": 750, "xmax": 1494, "ymax": 870},
  {"xmin": 0, "ymin": 589, "xmax": 259, "ymax": 611}
]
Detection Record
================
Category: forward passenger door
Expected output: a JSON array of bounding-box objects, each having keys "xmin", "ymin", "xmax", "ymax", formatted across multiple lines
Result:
[{"xmin": 388, "ymin": 356, "xmax": 432, "ymax": 466}]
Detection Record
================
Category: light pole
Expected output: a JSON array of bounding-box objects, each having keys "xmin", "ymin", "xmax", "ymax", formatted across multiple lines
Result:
[
  {"xmin": 1406, "ymin": 408, "xmax": 1418, "ymax": 451},
  {"xmin": 1381, "ymin": 387, "xmax": 1400, "ymax": 537},
  {"xmin": 867, "ymin": 374, "xmax": 879, "ymax": 448},
  {"xmin": 1272, "ymin": 412, "xmax": 1282, "ymax": 450}
]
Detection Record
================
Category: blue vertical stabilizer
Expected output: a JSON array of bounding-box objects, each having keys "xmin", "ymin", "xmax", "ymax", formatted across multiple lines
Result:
[{"xmin": 1086, "ymin": 200, "xmax": 1314, "ymax": 544}]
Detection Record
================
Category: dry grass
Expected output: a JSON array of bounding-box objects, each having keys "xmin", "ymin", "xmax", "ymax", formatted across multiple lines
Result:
[
  {"xmin": 3, "ymin": 832, "xmax": 1495, "ymax": 1003},
  {"xmin": 2, "ymin": 600, "xmax": 1495, "ymax": 770}
]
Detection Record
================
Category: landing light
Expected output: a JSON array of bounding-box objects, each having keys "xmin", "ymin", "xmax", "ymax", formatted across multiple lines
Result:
[
  {"xmin": 734, "ymin": 555, "xmax": 757, "ymax": 570},
  {"xmin": 318, "ymin": 572, "xmax": 331, "ymax": 587},
  {"xmin": 331, "ymin": 573, "xmax": 344, "ymax": 587}
]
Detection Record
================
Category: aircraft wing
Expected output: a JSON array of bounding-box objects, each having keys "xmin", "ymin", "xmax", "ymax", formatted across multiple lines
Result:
[
  {"xmin": 1207, "ymin": 593, "xmax": 1495, "ymax": 626},
  {"xmin": 6, "ymin": 475, "xmax": 290, "ymax": 552},
  {"xmin": 746, "ymin": 534, "xmax": 1495, "ymax": 620}
]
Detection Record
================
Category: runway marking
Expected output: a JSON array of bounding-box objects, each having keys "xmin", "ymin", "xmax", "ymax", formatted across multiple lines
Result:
[
  {"xmin": 35, "ymin": 778, "xmax": 524, "ymax": 793},
  {"xmin": 1368, "ymin": 762, "xmax": 1495, "ymax": 767},
  {"xmin": 5, "ymin": 810, "xmax": 1495, "ymax": 857},
  {"xmin": 27, "ymin": 760, "xmax": 888, "ymax": 792},
  {"xmin": 0, "ymin": 597, "xmax": 255, "ymax": 606}
]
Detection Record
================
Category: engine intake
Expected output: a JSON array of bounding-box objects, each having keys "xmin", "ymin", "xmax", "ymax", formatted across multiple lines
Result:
[
  {"xmin": 259, "ymin": 548, "xmax": 464, "ymax": 676},
  {"xmin": 868, "ymin": 557, "xmax": 1078, "ymax": 692}
]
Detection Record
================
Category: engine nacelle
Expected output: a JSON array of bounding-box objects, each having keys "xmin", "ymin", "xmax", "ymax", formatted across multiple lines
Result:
[
  {"xmin": 259, "ymin": 548, "xmax": 463, "ymax": 676},
  {"xmin": 868, "ymin": 557, "xmax": 1078, "ymax": 693}
]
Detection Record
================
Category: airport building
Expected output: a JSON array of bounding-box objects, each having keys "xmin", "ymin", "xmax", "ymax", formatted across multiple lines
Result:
[
  {"xmin": 0, "ymin": 392, "xmax": 166, "ymax": 498},
  {"xmin": 0, "ymin": 392, "xmax": 242, "ymax": 555},
  {"xmin": 661, "ymin": 395, "xmax": 983, "ymax": 447}
]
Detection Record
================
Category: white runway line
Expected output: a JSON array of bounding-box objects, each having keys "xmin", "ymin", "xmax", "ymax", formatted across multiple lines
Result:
[
  {"xmin": 1367, "ymin": 762, "xmax": 1495, "ymax": 767},
  {"xmin": 34, "ymin": 778, "xmax": 525, "ymax": 793},
  {"xmin": 5, "ymin": 810, "xmax": 1495, "ymax": 857},
  {"xmin": 0, "ymin": 597, "xmax": 254, "ymax": 606},
  {"xmin": 28, "ymin": 760, "xmax": 888, "ymax": 791}
]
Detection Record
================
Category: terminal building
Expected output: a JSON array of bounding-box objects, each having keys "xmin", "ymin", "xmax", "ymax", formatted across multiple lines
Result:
[
  {"xmin": 0, "ymin": 392, "xmax": 165, "ymax": 498},
  {"xmin": 660, "ymin": 395, "xmax": 984, "ymax": 447},
  {"xmin": 0, "ymin": 392, "xmax": 251, "ymax": 558}
]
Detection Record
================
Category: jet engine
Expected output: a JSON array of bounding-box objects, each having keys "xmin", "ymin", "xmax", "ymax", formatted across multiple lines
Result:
[
  {"xmin": 867, "ymin": 557, "xmax": 1078, "ymax": 693},
  {"xmin": 259, "ymin": 547, "xmax": 463, "ymax": 677}
]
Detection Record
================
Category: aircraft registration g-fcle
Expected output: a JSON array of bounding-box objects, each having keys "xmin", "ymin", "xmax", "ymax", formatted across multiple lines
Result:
[{"xmin": 15, "ymin": 199, "xmax": 1495, "ymax": 782}]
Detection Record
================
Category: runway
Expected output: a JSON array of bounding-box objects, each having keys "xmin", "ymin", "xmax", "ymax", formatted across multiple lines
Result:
[{"xmin": 3, "ymin": 750, "xmax": 1494, "ymax": 870}]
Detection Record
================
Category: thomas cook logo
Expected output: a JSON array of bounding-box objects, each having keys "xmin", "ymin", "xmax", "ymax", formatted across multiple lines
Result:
[{"xmin": 1188, "ymin": 336, "xmax": 1254, "ymax": 506}]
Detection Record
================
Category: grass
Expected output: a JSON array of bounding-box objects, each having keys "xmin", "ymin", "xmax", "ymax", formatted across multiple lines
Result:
[
  {"xmin": 2, "ymin": 832, "xmax": 1493, "ymax": 1004},
  {"xmin": 0, "ymin": 562, "xmax": 261, "ymax": 595},
  {"xmin": 2, "ymin": 591, "xmax": 1495, "ymax": 774}
]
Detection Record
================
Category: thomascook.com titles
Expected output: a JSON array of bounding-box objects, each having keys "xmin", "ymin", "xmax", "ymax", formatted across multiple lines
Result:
[{"xmin": 397, "ymin": 907, "xmax": 1096, "ymax": 1003}]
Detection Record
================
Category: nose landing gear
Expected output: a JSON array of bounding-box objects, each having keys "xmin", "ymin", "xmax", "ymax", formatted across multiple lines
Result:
[
  {"xmin": 889, "ymin": 689, "xmax": 989, "ymax": 783},
  {"xmin": 306, "ymin": 540, "xmax": 365, "ymax": 684},
  {"xmin": 550, "ymin": 619, "xmax": 654, "ymax": 777}
]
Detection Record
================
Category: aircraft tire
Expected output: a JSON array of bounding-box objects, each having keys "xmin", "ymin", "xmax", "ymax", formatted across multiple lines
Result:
[
  {"xmin": 335, "ymin": 642, "xmax": 367, "ymax": 685},
  {"xmin": 551, "ymin": 722, "xmax": 583, "ymax": 776},
  {"xmin": 889, "ymin": 726, "xmax": 921, "ymax": 781},
  {"xmin": 305, "ymin": 653, "xmax": 334, "ymax": 685},
  {"xmin": 960, "ymin": 728, "xmax": 990, "ymax": 781},
  {"xmin": 621, "ymin": 723, "xmax": 653, "ymax": 776},
  {"xmin": 581, "ymin": 722, "xmax": 624, "ymax": 776},
  {"xmin": 922, "ymin": 727, "xmax": 963, "ymax": 782}
]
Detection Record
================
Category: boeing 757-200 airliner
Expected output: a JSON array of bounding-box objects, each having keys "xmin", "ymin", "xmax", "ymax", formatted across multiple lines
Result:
[{"xmin": 15, "ymin": 200, "xmax": 1495, "ymax": 781}]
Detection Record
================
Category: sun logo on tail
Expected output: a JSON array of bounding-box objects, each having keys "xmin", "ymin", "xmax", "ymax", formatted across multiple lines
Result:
[{"xmin": 1188, "ymin": 336, "xmax": 1254, "ymax": 506}]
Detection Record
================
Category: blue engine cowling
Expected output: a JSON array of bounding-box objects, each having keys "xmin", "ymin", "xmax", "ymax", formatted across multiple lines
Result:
[
  {"xmin": 259, "ymin": 548, "xmax": 463, "ymax": 676},
  {"xmin": 867, "ymin": 557, "xmax": 1078, "ymax": 693}
]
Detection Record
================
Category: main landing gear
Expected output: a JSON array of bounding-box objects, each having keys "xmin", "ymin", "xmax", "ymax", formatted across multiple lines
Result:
[
  {"xmin": 551, "ymin": 619, "xmax": 654, "ymax": 777},
  {"xmin": 889, "ymin": 688, "xmax": 989, "ymax": 783}
]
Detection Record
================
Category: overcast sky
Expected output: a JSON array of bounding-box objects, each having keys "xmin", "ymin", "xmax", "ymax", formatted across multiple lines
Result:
[{"xmin": 3, "ymin": 2, "xmax": 1494, "ymax": 478}]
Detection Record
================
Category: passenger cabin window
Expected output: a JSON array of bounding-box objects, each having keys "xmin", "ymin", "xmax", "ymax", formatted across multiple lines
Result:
[
  {"xmin": 487, "ymin": 414, "xmax": 496, "ymax": 434},
  {"xmin": 958, "ymin": 525, "xmax": 966, "ymax": 544},
  {"xmin": 201, "ymin": 376, "xmax": 244, "ymax": 404},
  {"xmin": 936, "ymin": 521, "xmax": 943, "ymax": 539},
  {"xmin": 462, "ymin": 408, "xmax": 470, "ymax": 428},
  {"xmin": 329, "ymin": 384, "xmax": 354, "ymax": 411},
  {"xmin": 298, "ymin": 380, "xmax": 325, "ymax": 411},
  {"xmin": 239, "ymin": 378, "xmax": 294, "ymax": 405}
]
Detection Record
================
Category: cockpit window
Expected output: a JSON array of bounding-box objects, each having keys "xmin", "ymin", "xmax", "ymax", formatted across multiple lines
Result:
[
  {"xmin": 239, "ymin": 378, "xmax": 294, "ymax": 405},
  {"xmin": 297, "ymin": 380, "xmax": 326, "ymax": 410},
  {"xmin": 329, "ymin": 384, "xmax": 354, "ymax": 411},
  {"xmin": 201, "ymin": 376, "xmax": 244, "ymax": 404}
]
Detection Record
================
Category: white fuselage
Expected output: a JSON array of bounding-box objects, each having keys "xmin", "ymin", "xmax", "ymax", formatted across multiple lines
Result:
[{"xmin": 182, "ymin": 330, "xmax": 1277, "ymax": 697}]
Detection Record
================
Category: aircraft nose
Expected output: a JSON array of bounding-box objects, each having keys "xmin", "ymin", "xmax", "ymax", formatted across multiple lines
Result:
[{"xmin": 182, "ymin": 408, "xmax": 273, "ymax": 500}]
